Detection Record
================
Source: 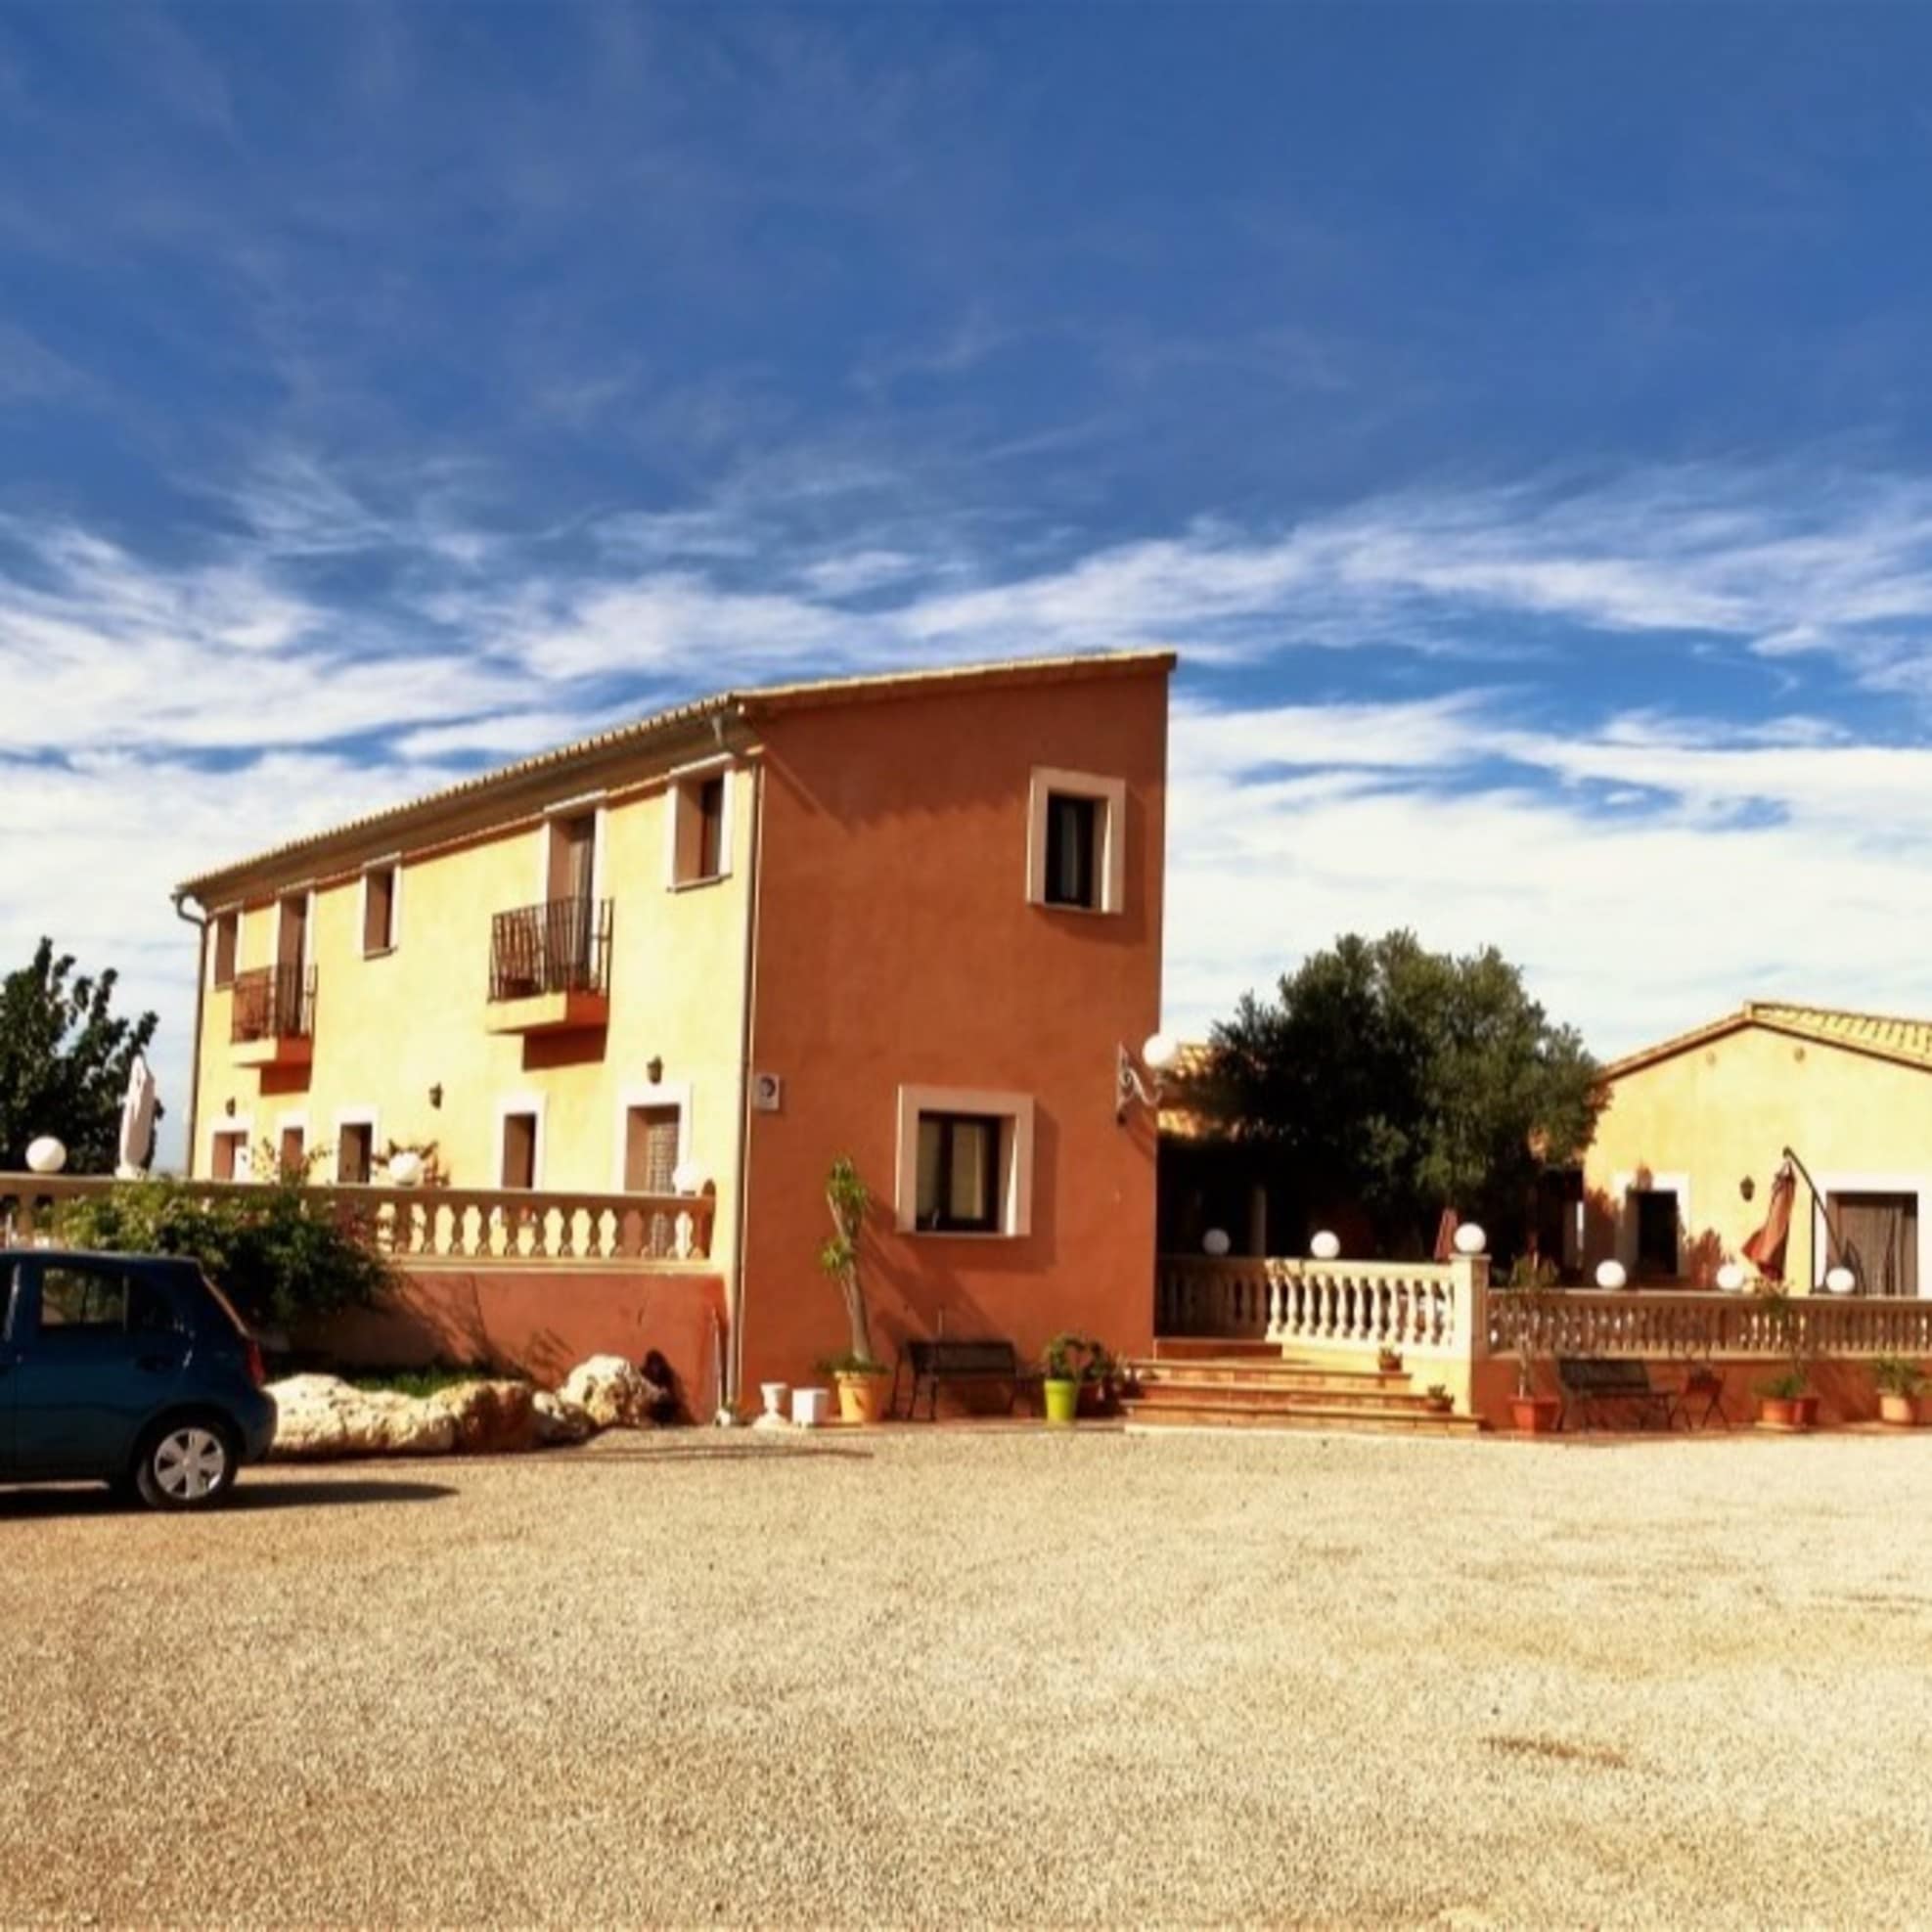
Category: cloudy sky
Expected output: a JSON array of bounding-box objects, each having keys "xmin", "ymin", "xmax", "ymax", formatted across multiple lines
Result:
[{"xmin": 7, "ymin": 3, "xmax": 1932, "ymax": 1157}]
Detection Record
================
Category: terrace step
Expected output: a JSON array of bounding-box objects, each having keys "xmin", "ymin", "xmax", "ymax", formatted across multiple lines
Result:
[{"xmin": 1121, "ymin": 1399, "xmax": 1482, "ymax": 1436}]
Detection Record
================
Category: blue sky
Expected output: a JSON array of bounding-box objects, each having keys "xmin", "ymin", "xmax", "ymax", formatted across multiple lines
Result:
[{"xmin": 8, "ymin": 2, "xmax": 1932, "ymax": 1156}]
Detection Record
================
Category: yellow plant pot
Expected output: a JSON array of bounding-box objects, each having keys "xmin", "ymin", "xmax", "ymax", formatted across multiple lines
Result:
[
  {"xmin": 1043, "ymin": 1378, "xmax": 1080, "ymax": 1425},
  {"xmin": 835, "ymin": 1371, "xmax": 885, "ymax": 1425}
]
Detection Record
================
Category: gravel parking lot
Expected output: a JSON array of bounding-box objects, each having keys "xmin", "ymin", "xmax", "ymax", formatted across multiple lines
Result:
[{"xmin": 4, "ymin": 1425, "xmax": 1931, "ymax": 1928}]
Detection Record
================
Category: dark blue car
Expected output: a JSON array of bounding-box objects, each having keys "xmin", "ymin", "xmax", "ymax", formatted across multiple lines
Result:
[{"xmin": 1, "ymin": 1249, "xmax": 278, "ymax": 1509}]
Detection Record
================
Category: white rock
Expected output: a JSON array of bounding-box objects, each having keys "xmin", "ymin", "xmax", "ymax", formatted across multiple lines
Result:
[
  {"xmin": 532, "ymin": 1389, "xmax": 597, "ymax": 1445},
  {"xmin": 557, "ymin": 1354, "xmax": 666, "ymax": 1430},
  {"xmin": 266, "ymin": 1374, "xmax": 456, "ymax": 1460}
]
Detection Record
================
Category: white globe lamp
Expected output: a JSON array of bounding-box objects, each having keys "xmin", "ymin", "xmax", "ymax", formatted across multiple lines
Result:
[
  {"xmin": 671, "ymin": 1159, "xmax": 707, "ymax": 1196},
  {"xmin": 24, "ymin": 1136, "xmax": 67, "ymax": 1176},
  {"xmin": 1824, "ymin": 1265, "xmax": 1857, "ymax": 1295},
  {"xmin": 1715, "ymin": 1261, "xmax": 1746, "ymax": 1293},
  {"xmin": 1453, "ymin": 1222, "xmax": 1487, "ymax": 1256},
  {"xmin": 1595, "ymin": 1260, "xmax": 1628, "ymax": 1291},
  {"xmin": 1201, "ymin": 1227, "xmax": 1231, "ymax": 1258},
  {"xmin": 1310, "ymin": 1230, "xmax": 1341, "ymax": 1262},
  {"xmin": 1142, "ymin": 1032, "xmax": 1183, "ymax": 1075},
  {"xmin": 387, "ymin": 1150, "xmax": 426, "ymax": 1189}
]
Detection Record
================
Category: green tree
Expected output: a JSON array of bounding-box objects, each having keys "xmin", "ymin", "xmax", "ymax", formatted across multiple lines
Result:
[
  {"xmin": 0, "ymin": 938, "xmax": 159, "ymax": 1172},
  {"xmin": 1204, "ymin": 931, "xmax": 1602, "ymax": 1258}
]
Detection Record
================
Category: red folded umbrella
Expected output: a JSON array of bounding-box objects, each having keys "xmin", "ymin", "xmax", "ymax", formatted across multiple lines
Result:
[
  {"xmin": 1433, "ymin": 1207, "xmax": 1459, "ymax": 1264},
  {"xmin": 1742, "ymin": 1161, "xmax": 1795, "ymax": 1281}
]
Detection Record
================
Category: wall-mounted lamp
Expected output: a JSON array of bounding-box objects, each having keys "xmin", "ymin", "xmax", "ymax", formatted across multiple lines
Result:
[
  {"xmin": 1739, "ymin": 1175, "xmax": 1756, "ymax": 1203},
  {"xmin": 1115, "ymin": 1032, "xmax": 1182, "ymax": 1123},
  {"xmin": 428, "ymin": 1083, "xmax": 444, "ymax": 1110},
  {"xmin": 224, "ymin": 1097, "xmax": 236, "ymax": 1118},
  {"xmin": 647, "ymin": 1056, "xmax": 664, "ymax": 1086}
]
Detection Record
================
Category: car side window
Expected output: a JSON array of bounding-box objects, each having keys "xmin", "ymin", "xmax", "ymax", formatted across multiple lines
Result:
[{"xmin": 32, "ymin": 1265, "xmax": 174, "ymax": 1344}]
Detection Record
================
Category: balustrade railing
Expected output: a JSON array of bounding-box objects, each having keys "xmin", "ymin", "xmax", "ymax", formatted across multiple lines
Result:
[
  {"xmin": 0, "ymin": 1174, "xmax": 712, "ymax": 1266},
  {"xmin": 1488, "ymin": 1287, "xmax": 1932, "ymax": 1361},
  {"xmin": 1157, "ymin": 1255, "xmax": 1483, "ymax": 1358}
]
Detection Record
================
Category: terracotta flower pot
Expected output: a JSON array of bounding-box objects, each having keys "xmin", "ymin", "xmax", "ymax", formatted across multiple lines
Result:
[
  {"xmin": 1758, "ymin": 1394, "xmax": 1817, "ymax": 1432},
  {"xmin": 1879, "ymin": 1392, "xmax": 1921, "ymax": 1427},
  {"xmin": 834, "ymin": 1370, "xmax": 885, "ymax": 1425},
  {"xmin": 1510, "ymin": 1394, "xmax": 1560, "ymax": 1435}
]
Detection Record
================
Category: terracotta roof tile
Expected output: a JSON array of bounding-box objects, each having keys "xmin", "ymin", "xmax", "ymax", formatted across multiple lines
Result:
[{"xmin": 1606, "ymin": 1001, "xmax": 1932, "ymax": 1080}]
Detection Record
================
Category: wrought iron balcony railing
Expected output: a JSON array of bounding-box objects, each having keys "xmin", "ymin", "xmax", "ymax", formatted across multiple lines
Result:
[
  {"xmin": 230, "ymin": 963, "xmax": 316, "ymax": 1044},
  {"xmin": 489, "ymin": 897, "xmax": 612, "ymax": 1004}
]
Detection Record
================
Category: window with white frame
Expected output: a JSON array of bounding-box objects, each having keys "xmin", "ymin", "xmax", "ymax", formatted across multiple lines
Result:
[
  {"xmin": 362, "ymin": 860, "xmax": 400, "ymax": 956},
  {"xmin": 667, "ymin": 761, "xmax": 733, "ymax": 888},
  {"xmin": 1026, "ymin": 768, "xmax": 1125, "ymax": 915},
  {"xmin": 895, "ymin": 1085, "xmax": 1035, "ymax": 1236},
  {"xmin": 209, "ymin": 1125, "xmax": 252, "ymax": 1183},
  {"xmin": 336, "ymin": 1115, "xmax": 377, "ymax": 1186}
]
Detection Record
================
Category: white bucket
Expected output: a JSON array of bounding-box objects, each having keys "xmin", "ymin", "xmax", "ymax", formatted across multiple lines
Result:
[{"xmin": 790, "ymin": 1386, "xmax": 831, "ymax": 1428}]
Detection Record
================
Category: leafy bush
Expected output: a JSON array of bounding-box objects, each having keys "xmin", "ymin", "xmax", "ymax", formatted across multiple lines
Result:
[
  {"xmin": 57, "ymin": 1169, "xmax": 393, "ymax": 1332},
  {"xmin": 1871, "ymin": 1355, "xmax": 1926, "ymax": 1398},
  {"xmin": 1042, "ymin": 1332, "xmax": 1113, "ymax": 1384}
]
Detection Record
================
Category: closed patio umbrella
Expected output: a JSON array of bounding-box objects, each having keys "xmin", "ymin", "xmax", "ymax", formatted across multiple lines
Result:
[
  {"xmin": 116, "ymin": 1053, "xmax": 157, "ymax": 1179},
  {"xmin": 1741, "ymin": 1159, "xmax": 1794, "ymax": 1281},
  {"xmin": 1432, "ymin": 1207, "xmax": 1459, "ymax": 1263}
]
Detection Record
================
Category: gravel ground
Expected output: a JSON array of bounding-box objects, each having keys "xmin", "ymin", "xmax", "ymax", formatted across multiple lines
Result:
[{"xmin": 4, "ymin": 1426, "xmax": 1931, "ymax": 1928}]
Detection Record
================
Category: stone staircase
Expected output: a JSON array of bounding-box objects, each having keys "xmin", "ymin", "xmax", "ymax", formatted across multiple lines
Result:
[{"xmin": 1120, "ymin": 1338, "xmax": 1484, "ymax": 1436}]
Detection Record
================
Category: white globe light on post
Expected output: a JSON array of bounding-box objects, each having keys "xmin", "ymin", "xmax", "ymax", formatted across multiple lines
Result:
[
  {"xmin": 1142, "ymin": 1032, "xmax": 1183, "ymax": 1075},
  {"xmin": 1595, "ymin": 1260, "xmax": 1628, "ymax": 1292},
  {"xmin": 1201, "ymin": 1227, "xmax": 1231, "ymax": 1258},
  {"xmin": 1310, "ymin": 1230, "xmax": 1341, "ymax": 1262},
  {"xmin": 1824, "ymin": 1265, "xmax": 1857, "ymax": 1295},
  {"xmin": 387, "ymin": 1149, "xmax": 426, "ymax": 1189},
  {"xmin": 24, "ymin": 1136, "xmax": 67, "ymax": 1176},
  {"xmin": 1452, "ymin": 1222, "xmax": 1487, "ymax": 1257},
  {"xmin": 1715, "ymin": 1261, "xmax": 1746, "ymax": 1293},
  {"xmin": 671, "ymin": 1159, "xmax": 707, "ymax": 1197}
]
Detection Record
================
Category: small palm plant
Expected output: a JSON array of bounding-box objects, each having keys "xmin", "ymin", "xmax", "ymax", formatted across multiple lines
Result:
[{"xmin": 818, "ymin": 1155, "xmax": 880, "ymax": 1374}]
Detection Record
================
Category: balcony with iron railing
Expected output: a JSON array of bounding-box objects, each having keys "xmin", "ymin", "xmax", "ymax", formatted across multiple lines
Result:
[
  {"xmin": 486, "ymin": 896, "xmax": 613, "ymax": 1034},
  {"xmin": 229, "ymin": 963, "xmax": 317, "ymax": 1066}
]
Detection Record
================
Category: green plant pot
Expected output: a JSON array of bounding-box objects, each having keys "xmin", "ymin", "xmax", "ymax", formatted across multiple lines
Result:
[{"xmin": 1043, "ymin": 1377, "xmax": 1080, "ymax": 1425}]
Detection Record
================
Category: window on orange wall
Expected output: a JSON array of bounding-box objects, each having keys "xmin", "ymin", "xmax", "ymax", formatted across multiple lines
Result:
[
  {"xmin": 915, "ymin": 1112, "xmax": 1004, "ymax": 1232},
  {"xmin": 1043, "ymin": 792, "xmax": 1101, "ymax": 909}
]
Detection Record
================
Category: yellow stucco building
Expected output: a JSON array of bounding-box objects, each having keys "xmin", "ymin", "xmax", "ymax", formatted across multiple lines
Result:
[{"xmin": 1584, "ymin": 1002, "xmax": 1932, "ymax": 1298}]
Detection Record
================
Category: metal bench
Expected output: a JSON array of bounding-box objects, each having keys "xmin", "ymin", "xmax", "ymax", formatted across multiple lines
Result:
[
  {"xmin": 1554, "ymin": 1356, "xmax": 1675, "ymax": 1434},
  {"xmin": 892, "ymin": 1337, "xmax": 1036, "ymax": 1420}
]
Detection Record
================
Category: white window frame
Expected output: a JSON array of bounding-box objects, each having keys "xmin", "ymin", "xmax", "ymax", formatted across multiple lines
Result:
[
  {"xmin": 894, "ymin": 1084, "xmax": 1036, "ymax": 1238},
  {"xmin": 209, "ymin": 905, "xmax": 242, "ymax": 989},
  {"xmin": 360, "ymin": 856, "xmax": 403, "ymax": 958},
  {"xmin": 610, "ymin": 1080, "xmax": 694, "ymax": 1193},
  {"xmin": 495, "ymin": 1092, "xmax": 547, "ymax": 1191},
  {"xmin": 664, "ymin": 755, "xmax": 737, "ymax": 891},
  {"xmin": 1612, "ymin": 1170, "xmax": 1691, "ymax": 1276},
  {"xmin": 333, "ymin": 1107, "xmax": 381, "ymax": 1187},
  {"xmin": 1026, "ymin": 767, "xmax": 1127, "ymax": 916},
  {"xmin": 1810, "ymin": 1170, "xmax": 1932, "ymax": 1299},
  {"xmin": 271, "ymin": 883, "xmax": 318, "ymax": 973},
  {"xmin": 207, "ymin": 1117, "xmax": 253, "ymax": 1184},
  {"xmin": 539, "ymin": 794, "xmax": 607, "ymax": 907}
]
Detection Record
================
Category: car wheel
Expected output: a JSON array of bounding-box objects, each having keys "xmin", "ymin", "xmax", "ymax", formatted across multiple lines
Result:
[{"xmin": 133, "ymin": 1420, "xmax": 237, "ymax": 1510}]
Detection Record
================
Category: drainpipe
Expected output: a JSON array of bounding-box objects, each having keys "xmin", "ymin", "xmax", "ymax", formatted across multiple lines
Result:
[
  {"xmin": 724, "ymin": 754, "xmax": 766, "ymax": 1414},
  {"xmin": 171, "ymin": 890, "xmax": 208, "ymax": 1179}
]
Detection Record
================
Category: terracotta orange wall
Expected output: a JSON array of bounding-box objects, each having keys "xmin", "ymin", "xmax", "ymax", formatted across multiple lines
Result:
[
  {"xmin": 735, "ymin": 669, "xmax": 1168, "ymax": 1395},
  {"xmin": 311, "ymin": 1265, "xmax": 725, "ymax": 1415}
]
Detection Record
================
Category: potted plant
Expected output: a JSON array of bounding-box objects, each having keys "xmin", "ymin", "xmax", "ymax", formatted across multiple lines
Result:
[
  {"xmin": 1871, "ymin": 1355, "xmax": 1925, "ymax": 1427},
  {"xmin": 1077, "ymin": 1338, "xmax": 1120, "ymax": 1417},
  {"xmin": 1043, "ymin": 1332, "xmax": 1103, "ymax": 1425},
  {"xmin": 1753, "ymin": 1284, "xmax": 1819, "ymax": 1431},
  {"xmin": 819, "ymin": 1156, "xmax": 887, "ymax": 1424},
  {"xmin": 1423, "ymin": 1383, "xmax": 1453, "ymax": 1415},
  {"xmin": 1505, "ymin": 1258, "xmax": 1561, "ymax": 1433},
  {"xmin": 1376, "ymin": 1345, "xmax": 1404, "ymax": 1373}
]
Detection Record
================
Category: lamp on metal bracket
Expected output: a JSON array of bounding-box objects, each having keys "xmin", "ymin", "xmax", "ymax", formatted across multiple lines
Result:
[{"xmin": 1115, "ymin": 1031, "xmax": 1182, "ymax": 1124}]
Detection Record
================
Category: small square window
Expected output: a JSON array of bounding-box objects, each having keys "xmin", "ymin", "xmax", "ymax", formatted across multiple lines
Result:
[
  {"xmin": 915, "ymin": 1112, "xmax": 1003, "ymax": 1233},
  {"xmin": 1027, "ymin": 768, "xmax": 1124, "ymax": 915},
  {"xmin": 363, "ymin": 864, "xmax": 399, "ymax": 956},
  {"xmin": 212, "ymin": 911, "xmax": 239, "ymax": 988}
]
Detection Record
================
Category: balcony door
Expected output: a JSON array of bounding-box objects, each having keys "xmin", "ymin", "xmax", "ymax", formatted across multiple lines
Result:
[
  {"xmin": 546, "ymin": 813, "xmax": 597, "ymax": 987},
  {"xmin": 624, "ymin": 1105, "xmax": 680, "ymax": 1195},
  {"xmin": 1831, "ymin": 1191, "xmax": 1919, "ymax": 1297}
]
